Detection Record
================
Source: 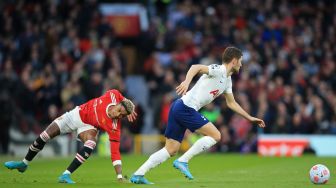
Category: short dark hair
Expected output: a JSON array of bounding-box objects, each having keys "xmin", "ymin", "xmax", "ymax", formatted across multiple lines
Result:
[{"xmin": 222, "ymin": 47, "xmax": 243, "ymax": 64}]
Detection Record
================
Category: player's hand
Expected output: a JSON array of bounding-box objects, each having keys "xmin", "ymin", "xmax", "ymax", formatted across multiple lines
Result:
[
  {"xmin": 117, "ymin": 175, "xmax": 128, "ymax": 183},
  {"xmin": 117, "ymin": 177, "xmax": 125, "ymax": 182},
  {"xmin": 176, "ymin": 80, "xmax": 190, "ymax": 96},
  {"xmin": 249, "ymin": 117, "xmax": 266, "ymax": 128},
  {"xmin": 127, "ymin": 111, "xmax": 137, "ymax": 122}
]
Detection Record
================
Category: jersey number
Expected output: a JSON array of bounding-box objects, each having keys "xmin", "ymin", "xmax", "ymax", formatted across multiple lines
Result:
[{"xmin": 210, "ymin": 89, "xmax": 219, "ymax": 97}]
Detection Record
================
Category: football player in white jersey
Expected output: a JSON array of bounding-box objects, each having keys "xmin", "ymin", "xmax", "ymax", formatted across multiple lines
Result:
[{"xmin": 130, "ymin": 47, "xmax": 265, "ymax": 184}]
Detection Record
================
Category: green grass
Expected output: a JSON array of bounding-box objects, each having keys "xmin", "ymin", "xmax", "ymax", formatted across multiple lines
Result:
[{"xmin": 0, "ymin": 154, "xmax": 335, "ymax": 188}]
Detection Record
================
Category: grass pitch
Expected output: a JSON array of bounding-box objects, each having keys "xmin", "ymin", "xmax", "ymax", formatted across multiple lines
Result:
[{"xmin": 0, "ymin": 154, "xmax": 335, "ymax": 188}]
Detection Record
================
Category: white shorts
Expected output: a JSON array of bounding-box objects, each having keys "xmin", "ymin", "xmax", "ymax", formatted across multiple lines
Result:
[{"xmin": 54, "ymin": 107, "xmax": 97, "ymax": 135}]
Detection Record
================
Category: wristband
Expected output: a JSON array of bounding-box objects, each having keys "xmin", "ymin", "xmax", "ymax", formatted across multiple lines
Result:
[
  {"xmin": 117, "ymin": 174, "xmax": 123, "ymax": 179},
  {"xmin": 113, "ymin": 160, "xmax": 122, "ymax": 166}
]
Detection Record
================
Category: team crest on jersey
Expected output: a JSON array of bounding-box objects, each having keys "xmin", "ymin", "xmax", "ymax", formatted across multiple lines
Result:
[
  {"xmin": 210, "ymin": 64, "xmax": 220, "ymax": 69},
  {"xmin": 102, "ymin": 117, "xmax": 106, "ymax": 125}
]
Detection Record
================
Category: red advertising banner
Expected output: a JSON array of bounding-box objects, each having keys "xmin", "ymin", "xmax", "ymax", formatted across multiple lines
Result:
[
  {"xmin": 106, "ymin": 15, "xmax": 140, "ymax": 37},
  {"xmin": 258, "ymin": 139, "xmax": 309, "ymax": 157},
  {"xmin": 100, "ymin": 4, "xmax": 148, "ymax": 38}
]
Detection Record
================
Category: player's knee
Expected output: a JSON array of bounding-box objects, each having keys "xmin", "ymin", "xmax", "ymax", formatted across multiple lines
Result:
[
  {"xmin": 211, "ymin": 130, "xmax": 221, "ymax": 142},
  {"xmin": 45, "ymin": 122, "xmax": 61, "ymax": 138},
  {"xmin": 170, "ymin": 150, "xmax": 178, "ymax": 156},
  {"xmin": 165, "ymin": 147, "xmax": 179, "ymax": 156},
  {"xmin": 79, "ymin": 129, "xmax": 98, "ymax": 143}
]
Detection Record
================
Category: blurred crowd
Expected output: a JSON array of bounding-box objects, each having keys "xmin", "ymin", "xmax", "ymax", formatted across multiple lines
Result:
[{"xmin": 0, "ymin": 0, "xmax": 335, "ymax": 154}]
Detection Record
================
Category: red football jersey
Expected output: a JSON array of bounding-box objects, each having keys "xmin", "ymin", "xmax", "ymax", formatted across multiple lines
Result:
[{"xmin": 79, "ymin": 89, "xmax": 125, "ymax": 163}]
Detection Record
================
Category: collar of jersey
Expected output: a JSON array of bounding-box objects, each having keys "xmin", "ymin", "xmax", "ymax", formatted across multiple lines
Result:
[
  {"xmin": 221, "ymin": 64, "xmax": 230, "ymax": 78},
  {"xmin": 106, "ymin": 103, "xmax": 115, "ymax": 118}
]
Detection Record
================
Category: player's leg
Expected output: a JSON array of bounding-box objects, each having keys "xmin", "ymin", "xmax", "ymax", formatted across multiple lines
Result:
[
  {"xmin": 177, "ymin": 122, "xmax": 220, "ymax": 163},
  {"xmin": 4, "ymin": 122, "xmax": 60, "ymax": 172},
  {"xmin": 131, "ymin": 99, "xmax": 184, "ymax": 184},
  {"xmin": 133, "ymin": 138, "xmax": 181, "ymax": 175},
  {"xmin": 58, "ymin": 129, "xmax": 97, "ymax": 184},
  {"xmin": 173, "ymin": 122, "xmax": 219, "ymax": 180},
  {"xmin": 171, "ymin": 100, "xmax": 219, "ymax": 179},
  {"xmin": 130, "ymin": 138, "xmax": 180, "ymax": 184}
]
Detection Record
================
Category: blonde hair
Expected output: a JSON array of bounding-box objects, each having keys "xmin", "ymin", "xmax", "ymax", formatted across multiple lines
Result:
[{"xmin": 120, "ymin": 99, "xmax": 135, "ymax": 115}]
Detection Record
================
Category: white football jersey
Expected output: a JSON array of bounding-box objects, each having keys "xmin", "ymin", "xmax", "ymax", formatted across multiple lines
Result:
[{"xmin": 181, "ymin": 64, "xmax": 233, "ymax": 111}]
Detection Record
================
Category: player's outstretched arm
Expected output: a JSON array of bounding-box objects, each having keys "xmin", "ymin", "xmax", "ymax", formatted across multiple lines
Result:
[
  {"xmin": 224, "ymin": 93, "xmax": 266, "ymax": 128},
  {"xmin": 110, "ymin": 141, "xmax": 127, "ymax": 182},
  {"xmin": 176, "ymin": 64, "xmax": 209, "ymax": 96},
  {"xmin": 114, "ymin": 164, "xmax": 128, "ymax": 182},
  {"xmin": 248, "ymin": 116, "xmax": 266, "ymax": 128}
]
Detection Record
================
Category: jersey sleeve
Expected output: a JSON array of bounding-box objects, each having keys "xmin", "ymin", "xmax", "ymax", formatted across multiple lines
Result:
[
  {"xmin": 106, "ymin": 89, "xmax": 125, "ymax": 105},
  {"xmin": 110, "ymin": 89, "xmax": 125, "ymax": 102},
  {"xmin": 109, "ymin": 140, "xmax": 121, "ymax": 165},
  {"xmin": 107, "ymin": 120, "xmax": 122, "ymax": 165},
  {"xmin": 224, "ymin": 77, "xmax": 233, "ymax": 93},
  {"xmin": 208, "ymin": 64, "xmax": 223, "ymax": 77}
]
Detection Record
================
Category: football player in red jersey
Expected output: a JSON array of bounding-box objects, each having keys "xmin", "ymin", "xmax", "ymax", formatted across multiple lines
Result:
[{"xmin": 4, "ymin": 89, "xmax": 137, "ymax": 184}]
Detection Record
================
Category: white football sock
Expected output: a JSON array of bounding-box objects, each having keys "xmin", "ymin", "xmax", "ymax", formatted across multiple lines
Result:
[
  {"xmin": 63, "ymin": 170, "xmax": 71, "ymax": 174},
  {"xmin": 134, "ymin": 148, "xmax": 170, "ymax": 176},
  {"xmin": 22, "ymin": 159, "xmax": 29, "ymax": 165},
  {"xmin": 178, "ymin": 136, "xmax": 217, "ymax": 163}
]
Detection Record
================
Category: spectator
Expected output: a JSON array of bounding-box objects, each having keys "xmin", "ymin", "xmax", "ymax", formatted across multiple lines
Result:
[
  {"xmin": 0, "ymin": 0, "xmax": 335, "ymax": 154},
  {"xmin": 0, "ymin": 91, "xmax": 14, "ymax": 154}
]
